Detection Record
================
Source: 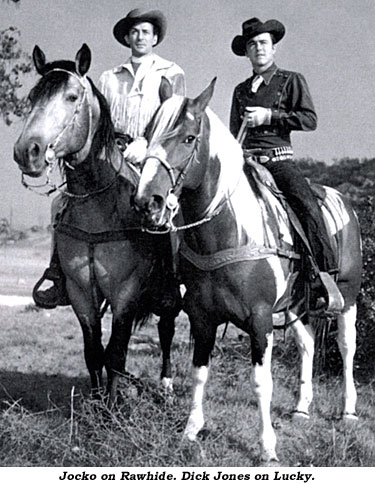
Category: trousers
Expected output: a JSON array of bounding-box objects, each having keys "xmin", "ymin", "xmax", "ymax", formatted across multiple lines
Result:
[{"xmin": 263, "ymin": 159, "xmax": 336, "ymax": 273}]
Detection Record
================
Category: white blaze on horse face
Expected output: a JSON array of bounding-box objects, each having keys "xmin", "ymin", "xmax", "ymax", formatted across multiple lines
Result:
[
  {"xmin": 137, "ymin": 149, "xmax": 167, "ymax": 198},
  {"xmin": 184, "ymin": 365, "xmax": 209, "ymax": 441}
]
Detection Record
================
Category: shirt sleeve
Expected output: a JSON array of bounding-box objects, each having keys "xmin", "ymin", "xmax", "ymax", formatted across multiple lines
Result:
[
  {"xmin": 166, "ymin": 64, "xmax": 186, "ymax": 96},
  {"xmin": 229, "ymin": 87, "xmax": 242, "ymax": 138},
  {"xmin": 271, "ymin": 72, "xmax": 317, "ymax": 132},
  {"xmin": 97, "ymin": 71, "xmax": 111, "ymax": 106}
]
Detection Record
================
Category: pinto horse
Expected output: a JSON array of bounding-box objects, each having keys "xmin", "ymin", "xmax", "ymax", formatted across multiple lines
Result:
[
  {"xmin": 134, "ymin": 79, "xmax": 362, "ymax": 462},
  {"xmin": 13, "ymin": 44, "xmax": 180, "ymax": 403}
]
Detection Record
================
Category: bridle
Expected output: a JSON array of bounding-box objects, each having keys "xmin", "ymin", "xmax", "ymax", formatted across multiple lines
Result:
[
  {"xmin": 142, "ymin": 123, "xmax": 234, "ymax": 234},
  {"xmin": 143, "ymin": 133, "xmax": 201, "ymax": 222},
  {"xmin": 21, "ymin": 68, "xmax": 119, "ymax": 199}
]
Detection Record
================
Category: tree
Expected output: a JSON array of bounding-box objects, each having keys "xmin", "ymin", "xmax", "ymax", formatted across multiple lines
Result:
[{"xmin": 1, "ymin": 0, "xmax": 33, "ymax": 125}]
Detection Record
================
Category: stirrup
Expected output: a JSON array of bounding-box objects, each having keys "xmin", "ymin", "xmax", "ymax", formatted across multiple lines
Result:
[
  {"xmin": 316, "ymin": 271, "xmax": 344, "ymax": 315},
  {"xmin": 32, "ymin": 269, "xmax": 70, "ymax": 309}
]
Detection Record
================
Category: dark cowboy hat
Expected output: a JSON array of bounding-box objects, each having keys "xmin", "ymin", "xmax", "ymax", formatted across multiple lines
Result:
[
  {"xmin": 231, "ymin": 17, "xmax": 285, "ymax": 56},
  {"xmin": 113, "ymin": 8, "xmax": 167, "ymax": 47}
]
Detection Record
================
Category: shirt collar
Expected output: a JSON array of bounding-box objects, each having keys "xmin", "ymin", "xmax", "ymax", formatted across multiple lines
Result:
[
  {"xmin": 113, "ymin": 53, "xmax": 173, "ymax": 74},
  {"xmin": 253, "ymin": 63, "xmax": 278, "ymax": 85}
]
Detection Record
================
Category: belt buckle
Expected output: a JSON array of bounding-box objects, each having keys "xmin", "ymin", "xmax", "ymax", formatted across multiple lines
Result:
[{"xmin": 258, "ymin": 155, "xmax": 270, "ymax": 164}]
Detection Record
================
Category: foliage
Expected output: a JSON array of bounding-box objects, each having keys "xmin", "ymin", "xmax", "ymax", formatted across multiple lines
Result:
[
  {"xmin": 0, "ymin": 25, "xmax": 32, "ymax": 125},
  {"xmin": 0, "ymin": 316, "xmax": 374, "ymax": 466}
]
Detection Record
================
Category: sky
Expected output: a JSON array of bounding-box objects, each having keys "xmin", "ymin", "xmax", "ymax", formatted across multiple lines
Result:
[{"xmin": 2, "ymin": 0, "xmax": 375, "ymax": 228}]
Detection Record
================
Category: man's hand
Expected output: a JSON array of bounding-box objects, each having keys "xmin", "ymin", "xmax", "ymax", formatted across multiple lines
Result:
[
  {"xmin": 124, "ymin": 137, "xmax": 148, "ymax": 165},
  {"xmin": 245, "ymin": 107, "xmax": 271, "ymax": 127}
]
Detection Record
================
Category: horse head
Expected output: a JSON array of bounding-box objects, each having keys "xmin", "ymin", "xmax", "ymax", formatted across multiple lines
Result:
[
  {"xmin": 135, "ymin": 78, "xmax": 216, "ymax": 227},
  {"xmin": 13, "ymin": 44, "xmax": 103, "ymax": 178}
]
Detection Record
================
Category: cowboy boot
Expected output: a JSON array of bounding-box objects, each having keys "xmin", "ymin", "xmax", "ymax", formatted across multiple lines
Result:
[
  {"xmin": 309, "ymin": 255, "xmax": 344, "ymax": 316},
  {"xmin": 33, "ymin": 248, "xmax": 70, "ymax": 309}
]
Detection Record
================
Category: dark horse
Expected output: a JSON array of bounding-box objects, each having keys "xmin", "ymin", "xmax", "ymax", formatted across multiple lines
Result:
[
  {"xmin": 134, "ymin": 79, "xmax": 362, "ymax": 462},
  {"xmin": 13, "ymin": 44, "xmax": 180, "ymax": 403}
]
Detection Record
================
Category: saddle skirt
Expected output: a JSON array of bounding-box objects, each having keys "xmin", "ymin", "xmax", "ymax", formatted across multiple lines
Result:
[{"xmin": 244, "ymin": 159, "xmax": 351, "ymax": 260}]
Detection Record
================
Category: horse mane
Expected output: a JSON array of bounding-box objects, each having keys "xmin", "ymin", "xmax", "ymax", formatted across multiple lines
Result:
[
  {"xmin": 204, "ymin": 109, "xmax": 263, "ymax": 243},
  {"xmin": 88, "ymin": 78, "xmax": 116, "ymax": 158},
  {"xmin": 146, "ymin": 95, "xmax": 187, "ymax": 146}
]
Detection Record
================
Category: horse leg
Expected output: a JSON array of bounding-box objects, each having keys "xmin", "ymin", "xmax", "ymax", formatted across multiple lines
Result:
[
  {"xmin": 247, "ymin": 312, "xmax": 278, "ymax": 463},
  {"xmin": 336, "ymin": 304, "xmax": 358, "ymax": 420},
  {"xmin": 290, "ymin": 318, "xmax": 315, "ymax": 419},
  {"xmin": 104, "ymin": 313, "xmax": 134, "ymax": 407},
  {"xmin": 68, "ymin": 280, "xmax": 104, "ymax": 394},
  {"xmin": 158, "ymin": 313, "xmax": 175, "ymax": 393},
  {"xmin": 183, "ymin": 315, "xmax": 217, "ymax": 441}
]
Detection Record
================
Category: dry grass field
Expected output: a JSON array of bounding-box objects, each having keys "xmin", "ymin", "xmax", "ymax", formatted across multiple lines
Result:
[{"xmin": 0, "ymin": 233, "xmax": 374, "ymax": 467}]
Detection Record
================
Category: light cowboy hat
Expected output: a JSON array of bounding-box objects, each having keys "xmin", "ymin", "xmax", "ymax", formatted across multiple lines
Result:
[
  {"xmin": 113, "ymin": 8, "xmax": 167, "ymax": 47},
  {"xmin": 231, "ymin": 17, "xmax": 285, "ymax": 56}
]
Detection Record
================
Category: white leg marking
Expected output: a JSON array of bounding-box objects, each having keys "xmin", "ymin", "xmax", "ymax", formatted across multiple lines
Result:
[
  {"xmin": 267, "ymin": 257, "xmax": 288, "ymax": 302},
  {"xmin": 161, "ymin": 377, "xmax": 174, "ymax": 393},
  {"xmin": 252, "ymin": 332, "xmax": 278, "ymax": 462},
  {"xmin": 291, "ymin": 319, "xmax": 315, "ymax": 417},
  {"xmin": 336, "ymin": 304, "xmax": 358, "ymax": 418},
  {"xmin": 184, "ymin": 366, "xmax": 209, "ymax": 441}
]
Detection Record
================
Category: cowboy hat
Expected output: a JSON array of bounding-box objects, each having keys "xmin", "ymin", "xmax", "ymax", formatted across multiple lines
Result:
[
  {"xmin": 231, "ymin": 17, "xmax": 285, "ymax": 56},
  {"xmin": 113, "ymin": 8, "xmax": 167, "ymax": 47}
]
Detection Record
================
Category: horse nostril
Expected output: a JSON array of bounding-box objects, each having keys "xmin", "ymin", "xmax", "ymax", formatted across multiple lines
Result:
[
  {"xmin": 149, "ymin": 195, "xmax": 164, "ymax": 213},
  {"xmin": 28, "ymin": 142, "xmax": 40, "ymax": 160}
]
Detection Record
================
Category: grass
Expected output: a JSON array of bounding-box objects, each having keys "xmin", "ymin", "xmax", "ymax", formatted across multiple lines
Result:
[
  {"xmin": 0, "ymin": 305, "xmax": 374, "ymax": 467},
  {"xmin": 0, "ymin": 235, "xmax": 374, "ymax": 467}
]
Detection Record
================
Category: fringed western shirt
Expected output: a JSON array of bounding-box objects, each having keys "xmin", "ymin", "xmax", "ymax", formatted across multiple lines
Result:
[{"xmin": 98, "ymin": 53, "xmax": 186, "ymax": 139}]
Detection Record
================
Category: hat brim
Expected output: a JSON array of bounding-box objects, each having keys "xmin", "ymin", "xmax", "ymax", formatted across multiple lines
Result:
[
  {"xmin": 231, "ymin": 20, "xmax": 285, "ymax": 56},
  {"xmin": 113, "ymin": 11, "xmax": 167, "ymax": 47}
]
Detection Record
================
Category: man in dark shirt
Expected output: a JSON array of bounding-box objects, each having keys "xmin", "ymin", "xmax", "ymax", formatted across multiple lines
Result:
[{"xmin": 230, "ymin": 17, "xmax": 342, "ymax": 312}]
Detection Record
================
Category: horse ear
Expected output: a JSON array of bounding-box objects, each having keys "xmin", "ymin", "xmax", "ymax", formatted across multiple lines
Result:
[
  {"xmin": 193, "ymin": 77, "xmax": 217, "ymax": 112},
  {"xmin": 75, "ymin": 43, "xmax": 91, "ymax": 76},
  {"xmin": 32, "ymin": 45, "xmax": 46, "ymax": 75},
  {"xmin": 159, "ymin": 76, "xmax": 173, "ymax": 103}
]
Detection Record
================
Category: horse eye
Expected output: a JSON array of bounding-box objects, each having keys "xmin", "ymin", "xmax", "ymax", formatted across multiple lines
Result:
[
  {"xmin": 184, "ymin": 135, "xmax": 195, "ymax": 144},
  {"xmin": 66, "ymin": 94, "xmax": 78, "ymax": 102}
]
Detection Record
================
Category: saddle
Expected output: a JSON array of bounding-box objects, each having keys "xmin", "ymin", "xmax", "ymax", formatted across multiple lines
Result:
[{"xmin": 244, "ymin": 158, "xmax": 344, "ymax": 315}]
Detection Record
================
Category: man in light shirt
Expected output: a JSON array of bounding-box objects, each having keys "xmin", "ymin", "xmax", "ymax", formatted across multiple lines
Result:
[
  {"xmin": 98, "ymin": 8, "xmax": 186, "ymax": 165},
  {"xmin": 34, "ymin": 8, "xmax": 186, "ymax": 309}
]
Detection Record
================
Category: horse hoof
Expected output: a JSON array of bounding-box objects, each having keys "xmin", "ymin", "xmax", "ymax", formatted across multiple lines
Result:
[
  {"xmin": 263, "ymin": 458, "xmax": 280, "ymax": 467},
  {"xmin": 343, "ymin": 412, "xmax": 358, "ymax": 422},
  {"xmin": 183, "ymin": 429, "xmax": 198, "ymax": 442},
  {"xmin": 161, "ymin": 377, "xmax": 173, "ymax": 391},
  {"xmin": 261, "ymin": 452, "xmax": 279, "ymax": 466},
  {"xmin": 180, "ymin": 436, "xmax": 206, "ymax": 462},
  {"xmin": 292, "ymin": 410, "xmax": 310, "ymax": 423}
]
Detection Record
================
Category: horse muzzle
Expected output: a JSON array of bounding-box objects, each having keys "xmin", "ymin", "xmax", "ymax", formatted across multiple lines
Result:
[
  {"xmin": 13, "ymin": 137, "xmax": 48, "ymax": 177},
  {"xmin": 134, "ymin": 192, "xmax": 170, "ymax": 228}
]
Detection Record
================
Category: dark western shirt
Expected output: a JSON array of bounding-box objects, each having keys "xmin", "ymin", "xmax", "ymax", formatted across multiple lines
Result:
[{"xmin": 230, "ymin": 63, "xmax": 317, "ymax": 149}]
